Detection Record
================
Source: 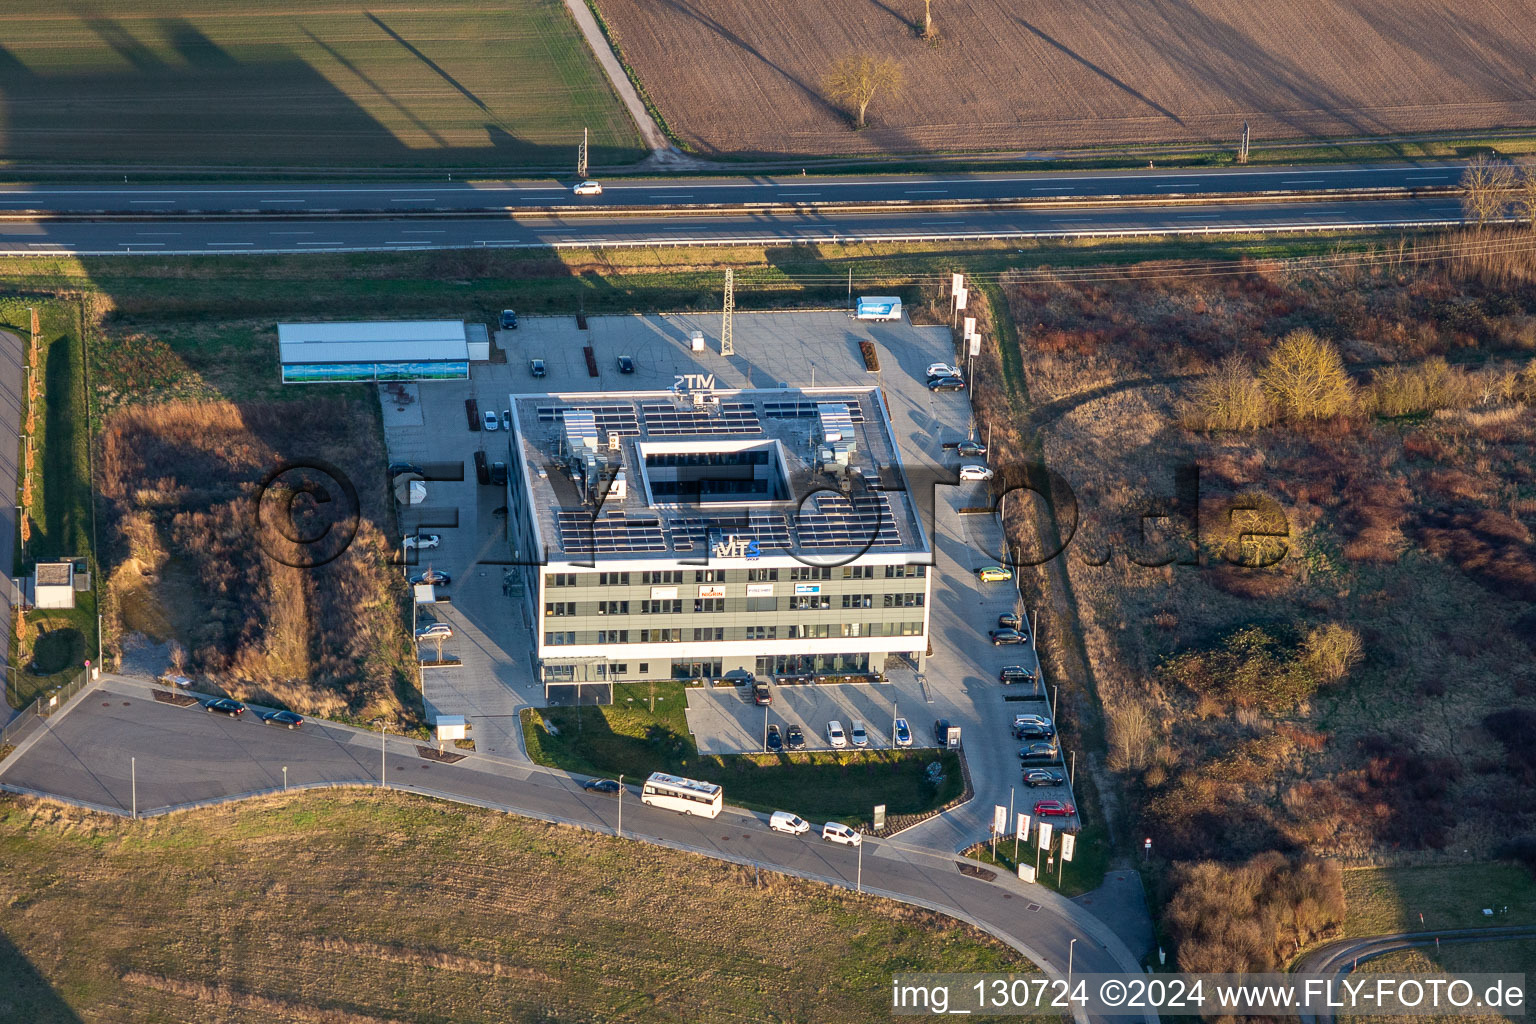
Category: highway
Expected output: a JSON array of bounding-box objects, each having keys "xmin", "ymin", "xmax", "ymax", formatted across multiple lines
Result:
[
  {"xmin": 0, "ymin": 164, "xmax": 1464, "ymax": 214},
  {"xmin": 0, "ymin": 197, "xmax": 1464, "ymax": 255}
]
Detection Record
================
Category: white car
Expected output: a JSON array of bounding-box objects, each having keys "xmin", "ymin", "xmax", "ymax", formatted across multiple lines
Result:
[
  {"xmin": 415, "ymin": 623, "xmax": 453, "ymax": 642},
  {"xmin": 572, "ymin": 180, "xmax": 603, "ymax": 195},
  {"xmin": 826, "ymin": 719, "xmax": 847, "ymax": 748},
  {"xmin": 894, "ymin": 717, "xmax": 912, "ymax": 747},
  {"xmin": 483, "ymin": 409, "xmax": 499, "ymax": 431},
  {"xmin": 769, "ymin": 811, "xmax": 810, "ymax": 836},
  {"xmin": 1014, "ymin": 713, "xmax": 1052, "ymax": 729},
  {"xmin": 403, "ymin": 533, "xmax": 441, "ymax": 550},
  {"xmin": 822, "ymin": 822, "xmax": 862, "ymax": 847},
  {"xmin": 959, "ymin": 464, "xmax": 994, "ymax": 482},
  {"xmin": 850, "ymin": 720, "xmax": 869, "ymax": 747},
  {"xmin": 926, "ymin": 362, "xmax": 962, "ymax": 379},
  {"xmin": 160, "ymin": 673, "xmax": 195, "ymax": 689}
]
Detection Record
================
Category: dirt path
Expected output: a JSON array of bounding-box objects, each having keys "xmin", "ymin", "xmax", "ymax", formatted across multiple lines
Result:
[{"xmin": 559, "ymin": 0, "xmax": 669, "ymax": 155}]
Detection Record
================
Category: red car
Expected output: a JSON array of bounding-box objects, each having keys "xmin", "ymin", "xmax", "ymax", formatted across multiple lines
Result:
[{"xmin": 1033, "ymin": 800, "xmax": 1075, "ymax": 818}]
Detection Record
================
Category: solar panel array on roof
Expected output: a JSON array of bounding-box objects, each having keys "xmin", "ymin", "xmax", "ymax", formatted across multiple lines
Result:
[
  {"xmin": 796, "ymin": 491, "xmax": 901, "ymax": 548},
  {"xmin": 555, "ymin": 510, "xmax": 667, "ymax": 553},
  {"xmin": 536, "ymin": 405, "xmax": 641, "ymax": 434},
  {"xmin": 669, "ymin": 515, "xmax": 793, "ymax": 552},
  {"xmin": 761, "ymin": 399, "xmax": 864, "ymax": 423},
  {"xmin": 640, "ymin": 402, "xmax": 762, "ymax": 436}
]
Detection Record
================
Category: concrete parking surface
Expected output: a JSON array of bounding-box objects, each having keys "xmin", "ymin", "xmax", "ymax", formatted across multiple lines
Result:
[{"xmin": 372, "ymin": 309, "xmax": 1076, "ymax": 844}]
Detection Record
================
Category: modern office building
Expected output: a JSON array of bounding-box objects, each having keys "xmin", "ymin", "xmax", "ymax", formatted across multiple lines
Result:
[{"xmin": 504, "ymin": 385, "xmax": 933, "ymax": 697}]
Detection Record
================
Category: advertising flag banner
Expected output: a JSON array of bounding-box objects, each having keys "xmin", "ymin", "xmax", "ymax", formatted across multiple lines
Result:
[
  {"xmin": 968, "ymin": 333, "xmax": 981, "ymax": 357},
  {"xmin": 1037, "ymin": 821, "xmax": 1053, "ymax": 849},
  {"xmin": 964, "ymin": 316, "xmax": 976, "ymax": 336},
  {"xmin": 1016, "ymin": 813, "xmax": 1030, "ymax": 840},
  {"xmin": 956, "ymin": 287, "xmax": 969, "ymax": 310},
  {"xmin": 992, "ymin": 805, "xmax": 1008, "ymax": 834},
  {"xmin": 952, "ymin": 273, "xmax": 964, "ymax": 294},
  {"xmin": 1061, "ymin": 832, "xmax": 1076, "ymax": 863}
]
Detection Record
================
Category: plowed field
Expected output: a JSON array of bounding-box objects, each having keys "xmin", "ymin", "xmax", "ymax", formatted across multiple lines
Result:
[{"xmin": 594, "ymin": 0, "xmax": 1536, "ymax": 156}]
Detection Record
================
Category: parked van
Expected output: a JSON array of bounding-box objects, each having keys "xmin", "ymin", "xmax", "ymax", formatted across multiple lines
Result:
[{"xmin": 769, "ymin": 811, "xmax": 809, "ymax": 836}]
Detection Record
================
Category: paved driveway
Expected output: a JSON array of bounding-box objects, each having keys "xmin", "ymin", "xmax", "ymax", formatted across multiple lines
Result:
[{"xmin": 0, "ymin": 677, "xmax": 1151, "ymax": 1020}]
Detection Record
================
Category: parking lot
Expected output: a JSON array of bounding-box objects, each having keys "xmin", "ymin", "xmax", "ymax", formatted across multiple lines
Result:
[{"xmin": 378, "ymin": 308, "xmax": 1078, "ymax": 840}]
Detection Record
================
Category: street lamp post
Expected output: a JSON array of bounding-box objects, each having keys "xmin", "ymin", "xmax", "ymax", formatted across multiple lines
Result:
[
  {"xmin": 617, "ymin": 773, "xmax": 624, "ymax": 838},
  {"xmin": 857, "ymin": 839, "xmax": 863, "ymax": 894},
  {"xmin": 763, "ymin": 704, "xmax": 768, "ymax": 752},
  {"xmin": 1068, "ymin": 938, "xmax": 1077, "ymax": 986},
  {"xmin": 282, "ymin": 765, "xmax": 288, "ymax": 792},
  {"xmin": 131, "ymin": 756, "xmax": 137, "ymax": 819},
  {"xmin": 374, "ymin": 719, "xmax": 388, "ymax": 789},
  {"xmin": 891, "ymin": 699, "xmax": 897, "ymax": 749}
]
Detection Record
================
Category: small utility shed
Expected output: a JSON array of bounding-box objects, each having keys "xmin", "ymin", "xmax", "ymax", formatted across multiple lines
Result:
[
  {"xmin": 32, "ymin": 562, "xmax": 76, "ymax": 609},
  {"xmin": 278, "ymin": 321, "xmax": 471, "ymax": 382}
]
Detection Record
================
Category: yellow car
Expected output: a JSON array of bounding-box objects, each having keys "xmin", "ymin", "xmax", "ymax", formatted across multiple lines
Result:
[{"xmin": 975, "ymin": 566, "xmax": 1013, "ymax": 583}]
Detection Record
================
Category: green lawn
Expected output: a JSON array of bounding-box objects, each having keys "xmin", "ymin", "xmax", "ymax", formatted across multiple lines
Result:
[
  {"xmin": 0, "ymin": 299, "xmax": 98, "ymax": 709},
  {"xmin": 1340, "ymin": 863, "xmax": 1536, "ymax": 937},
  {"xmin": 0, "ymin": 0, "xmax": 642, "ymax": 171},
  {"xmin": 521, "ymin": 682, "xmax": 964, "ymax": 824},
  {"xmin": 967, "ymin": 818, "xmax": 1110, "ymax": 899}
]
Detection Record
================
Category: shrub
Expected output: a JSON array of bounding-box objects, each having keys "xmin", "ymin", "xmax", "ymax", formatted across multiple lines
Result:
[
  {"xmin": 1182, "ymin": 354, "xmax": 1272, "ymax": 431},
  {"xmin": 1160, "ymin": 625, "xmax": 1326, "ymax": 712},
  {"xmin": 859, "ymin": 340, "xmax": 880, "ymax": 372},
  {"xmin": 1368, "ymin": 357, "xmax": 1477, "ymax": 417},
  {"xmin": 1300, "ymin": 623, "xmax": 1364, "ymax": 685},
  {"xmin": 1165, "ymin": 853, "xmax": 1345, "ymax": 971},
  {"xmin": 1258, "ymin": 329, "xmax": 1357, "ymax": 422}
]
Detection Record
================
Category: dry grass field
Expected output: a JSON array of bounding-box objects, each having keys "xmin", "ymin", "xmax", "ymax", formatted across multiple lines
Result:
[
  {"xmin": 975, "ymin": 233, "xmax": 1536, "ymax": 867},
  {"xmin": 593, "ymin": 0, "xmax": 1536, "ymax": 157},
  {"xmin": 0, "ymin": 0, "xmax": 641, "ymax": 170},
  {"xmin": 97, "ymin": 399, "xmax": 418, "ymax": 726},
  {"xmin": 0, "ymin": 792, "xmax": 1025, "ymax": 1023}
]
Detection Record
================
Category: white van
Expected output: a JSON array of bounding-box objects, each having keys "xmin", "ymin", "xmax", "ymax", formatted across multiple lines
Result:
[
  {"xmin": 769, "ymin": 811, "xmax": 809, "ymax": 836},
  {"xmin": 827, "ymin": 720, "xmax": 847, "ymax": 748}
]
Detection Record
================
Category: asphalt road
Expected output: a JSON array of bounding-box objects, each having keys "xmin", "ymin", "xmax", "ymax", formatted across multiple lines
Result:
[
  {"xmin": 1293, "ymin": 926, "xmax": 1536, "ymax": 1024},
  {"xmin": 0, "ymin": 198, "xmax": 1465, "ymax": 255},
  {"xmin": 0, "ymin": 677, "xmax": 1152, "ymax": 1022},
  {"xmin": 0, "ymin": 164, "xmax": 1463, "ymax": 214}
]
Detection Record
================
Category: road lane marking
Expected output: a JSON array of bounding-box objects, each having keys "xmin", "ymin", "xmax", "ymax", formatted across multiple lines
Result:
[
  {"xmin": 922, "ymin": 220, "xmax": 964, "ymax": 225},
  {"xmin": 270, "ymin": 231, "xmax": 315, "ymax": 235},
  {"xmin": 135, "ymin": 231, "xmax": 180, "ymax": 236},
  {"xmin": 259, "ymin": 199, "xmax": 305, "ymax": 204},
  {"xmin": 400, "ymin": 229, "xmax": 447, "ymax": 234},
  {"xmin": 390, "ymin": 198, "xmax": 435, "ymax": 203},
  {"xmin": 904, "ymin": 189, "xmax": 948, "ymax": 194},
  {"xmin": 118, "ymin": 241, "xmax": 163, "ymax": 245},
  {"xmin": 129, "ymin": 200, "xmax": 175, "ymax": 204},
  {"xmin": 297, "ymin": 241, "xmax": 344, "ymax": 246},
  {"xmin": 207, "ymin": 241, "xmax": 255, "ymax": 246},
  {"xmin": 1283, "ymin": 179, "xmax": 1325, "ymax": 185},
  {"xmin": 779, "ymin": 192, "xmax": 821, "ymax": 197},
  {"xmin": 1032, "ymin": 186, "xmax": 1075, "ymax": 191}
]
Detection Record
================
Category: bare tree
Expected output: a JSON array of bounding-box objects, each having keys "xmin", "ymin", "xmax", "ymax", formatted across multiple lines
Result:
[
  {"xmin": 1514, "ymin": 166, "xmax": 1536, "ymax": 229},
  {"xmin": 921, "ymin": 0, "xmax": 937, "ymax": 38},
  {"xmin": 823, "ymin": 54, "xmax": 903, "ymax": 130},
  {"xmin": 1461, "ymin": 154, "xmax": 1515, "ymax": 226}
]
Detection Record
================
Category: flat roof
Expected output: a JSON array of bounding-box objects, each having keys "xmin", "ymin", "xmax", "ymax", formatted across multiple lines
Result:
[
  {"xmin": 509, "ymin": 386, "xmax": 930, "ymax": 563},
  {"xmin": 278, "ymin": 321, "xmax": 469, "ymax": 365}
]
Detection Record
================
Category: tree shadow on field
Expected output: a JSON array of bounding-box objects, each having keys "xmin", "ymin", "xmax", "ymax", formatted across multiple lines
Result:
[
  {"xmin": 0, "ymin": 929, "xmax": 86, "ymax": 1024},
  {"xmin": 0, "ymin": 12, "xmax": 641, "ymax": 170}
]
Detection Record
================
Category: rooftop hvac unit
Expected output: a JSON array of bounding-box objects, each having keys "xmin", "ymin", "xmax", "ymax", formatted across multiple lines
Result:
[{"xmin": 689, "ymin": 330, "xmax": 705, "ymax": 352}]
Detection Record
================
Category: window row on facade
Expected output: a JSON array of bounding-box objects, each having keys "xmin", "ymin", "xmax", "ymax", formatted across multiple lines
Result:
[
  {"xmin": 545, "ymin": 564, "xmax": 926, "ymax": 588},
  {"xmin": 543, "ymin": 620, "xmax": 924, "ymax": 645},
  {"xmin": 544, "ymin": 592, "xmax": 925, "ymax": 616}
]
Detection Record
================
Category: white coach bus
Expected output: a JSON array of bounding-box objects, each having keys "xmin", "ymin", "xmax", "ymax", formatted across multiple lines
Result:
[{"xmin": 640, "ymin": 772, "xmax": 723, "ymax": 819}]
